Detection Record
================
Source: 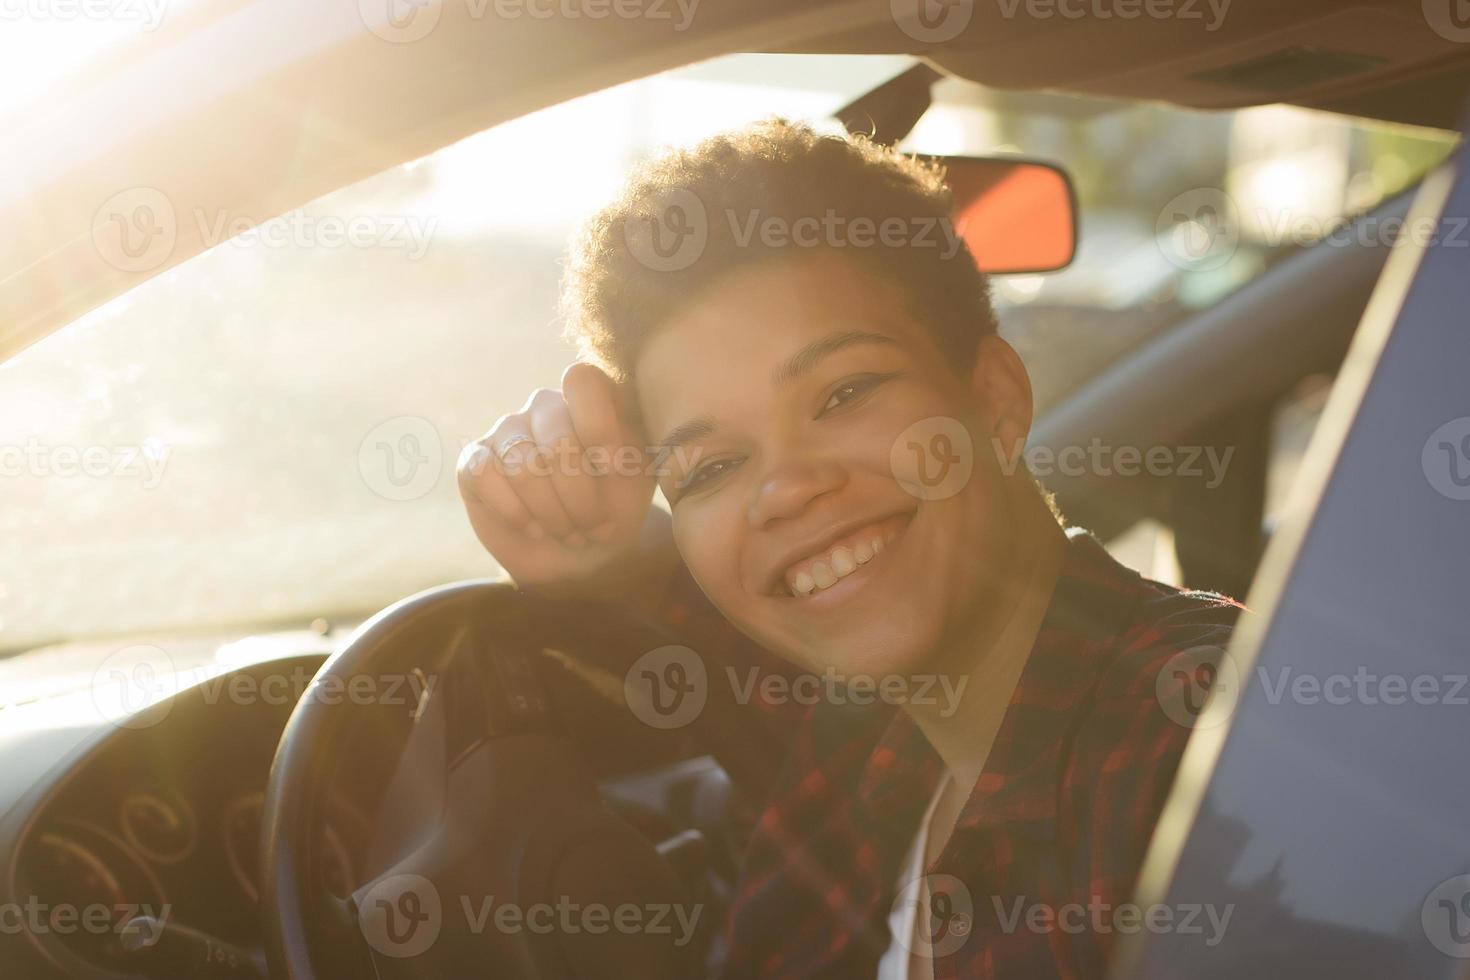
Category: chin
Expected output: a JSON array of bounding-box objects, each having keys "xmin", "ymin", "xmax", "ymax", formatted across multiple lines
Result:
[{"xmin": 773, "ymin": 598, "xmax": 947, "ymax": 684}]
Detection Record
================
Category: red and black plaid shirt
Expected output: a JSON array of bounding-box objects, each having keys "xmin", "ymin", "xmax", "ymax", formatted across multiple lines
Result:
[{"xmin": 659, "ymin": 527, "xmax": 1243, "ymax": 979}]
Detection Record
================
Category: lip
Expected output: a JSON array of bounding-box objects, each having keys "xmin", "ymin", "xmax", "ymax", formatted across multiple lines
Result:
[{"xmin": 759, "ymin": 508, "xmax": 915, "ymax": 599}]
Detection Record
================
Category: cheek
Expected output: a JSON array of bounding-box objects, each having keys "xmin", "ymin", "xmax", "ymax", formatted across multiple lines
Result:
[
  {"xmin": 937, "ymin": 447, "xmax": 1024, "ymax": 599},
  {"xmin": 868, "ymin": 376, "xmax": 971, "ymax": 449},
  {"xmin": 826, "ymin": 395, "xmax": 934, "ymax": 478},
  {"xmin": 671, "ymin": 501, "xmax": 747, "ymax": 608}
]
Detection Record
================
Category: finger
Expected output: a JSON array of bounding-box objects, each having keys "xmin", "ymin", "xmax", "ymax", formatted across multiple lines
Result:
[
  {"xmin": 563, "ymin": 362, "xmax": 650, "ymax": 475},
  {"xmin": 563, "ymin": 362, "xmax": 650, "ymax": 451},
  {"xmin": 457, "ymin": 440, "xmax": 539, "ymax": 537},
  {"xmin": 561, "ymin": 362, "xmax": 626, "ymax": 451},
  {"xmin": 485, "ymin": 410, "xmax": 581, "ymax": 541},
  {"xmin": 527, "ymin": 389, "xmax": 606, "ymax": 534}
]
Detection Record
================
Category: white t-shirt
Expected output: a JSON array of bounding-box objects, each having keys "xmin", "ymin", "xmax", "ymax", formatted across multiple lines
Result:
[{"xmin": 875, "ymin": 777, "xmax": 949, "ymax": 980}]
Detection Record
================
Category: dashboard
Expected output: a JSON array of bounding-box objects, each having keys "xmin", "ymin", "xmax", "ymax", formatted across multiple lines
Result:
[
  {"xmin": 0, "ymin": 581, "xmax": 758, "ymax": 980},
  {"xmin": 0, "ymin": 594, "xmax": 749, "ymax": 980},
  {"xmin": 0, "ymin": 653, "xmax": 388, "ymax": 979}
]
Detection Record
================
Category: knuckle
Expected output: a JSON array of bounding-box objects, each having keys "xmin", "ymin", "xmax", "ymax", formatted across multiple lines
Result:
[
  {"xmin": 456, "ymin": 442, "xmax": 494, "ymax": 477},
  {"xmin": 528, "ymin": 387, "xmax": 563, "ymax": 410},
  {"xmin": 485, "ymin": 413, "xmax": 520, "ymax": 439},
  {"xmin": 561, "ymin": 360, "xmax": 609, "ymax": 397}
]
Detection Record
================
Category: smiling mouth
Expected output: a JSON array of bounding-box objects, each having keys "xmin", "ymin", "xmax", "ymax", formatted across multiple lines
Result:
[{"xmin": 775, "ymin": 512, "xmax": 913, "ymax": 599}]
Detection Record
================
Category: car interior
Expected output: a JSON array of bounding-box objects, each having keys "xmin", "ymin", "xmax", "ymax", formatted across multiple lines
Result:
[{"xmin": 1, "ymin": 1, "xmax": 1467, "ymax": 977}]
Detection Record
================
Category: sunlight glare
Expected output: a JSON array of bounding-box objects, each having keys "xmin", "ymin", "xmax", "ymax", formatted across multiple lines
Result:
[{"xmin": 0, "ymin": 6, "xmax": 169, "ymax": 119}]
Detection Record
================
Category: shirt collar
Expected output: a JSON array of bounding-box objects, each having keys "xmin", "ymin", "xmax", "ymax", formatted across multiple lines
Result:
[{"xmin": 852, "ymin": 527, "xmax": 1149, "ymax": 868}]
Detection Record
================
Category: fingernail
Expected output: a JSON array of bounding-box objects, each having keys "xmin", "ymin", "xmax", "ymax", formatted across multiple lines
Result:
[
  {"xmin": 565, "ymin": 532, "xmax": 588, "ymax": 548},
  {"xmin": 525, "ymin": 521, "xmax": 545, "ymax": 540}
]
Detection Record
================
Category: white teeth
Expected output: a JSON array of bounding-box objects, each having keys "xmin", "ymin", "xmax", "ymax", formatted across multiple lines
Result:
[
  {"xmin": 783, "ymin": 531, "xmax": 899, "ymax": 597},
  {"xmin": 830, "ymin": 547, "xmax": 856, "ymax": 576}
]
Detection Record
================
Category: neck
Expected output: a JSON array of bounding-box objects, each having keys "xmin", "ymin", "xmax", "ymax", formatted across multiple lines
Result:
[{"xmin": 903, "ymin": 486, "xmax": 1068, "ymax": 795}]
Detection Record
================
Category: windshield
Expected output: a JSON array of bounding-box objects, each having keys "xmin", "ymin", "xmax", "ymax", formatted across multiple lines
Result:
[{"xmin": 0, "ymin": 53, "xmax": 1453, "ymax": 654}]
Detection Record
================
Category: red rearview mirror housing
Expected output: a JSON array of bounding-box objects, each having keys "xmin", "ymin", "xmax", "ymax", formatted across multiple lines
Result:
[{"xmin": 925, "ymin": 155, "xmax": 1079, "ymax": 275}]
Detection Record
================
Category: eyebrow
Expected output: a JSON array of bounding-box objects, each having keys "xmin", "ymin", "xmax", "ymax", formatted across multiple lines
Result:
[
  {"xmin": 772, "ymin": 330, "xmax": 898, "ymax": 388},
  {"xmin": 657, "ymin": 415, "xmax": 717, "ymax": 455},
  {"xmin": 655, "ymin": 330, "xmax": 899, "ymax": 453}
]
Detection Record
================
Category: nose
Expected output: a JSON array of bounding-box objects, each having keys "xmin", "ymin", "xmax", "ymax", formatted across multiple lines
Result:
[{"xmin": 747, "ymin": 452, "xmax": 848, "ymax": 529}]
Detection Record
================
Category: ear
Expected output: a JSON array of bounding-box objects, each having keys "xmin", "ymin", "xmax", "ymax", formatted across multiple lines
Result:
[{"xmin": 967, "ymin": 334, "xmax": 1034, "ymax": 467}]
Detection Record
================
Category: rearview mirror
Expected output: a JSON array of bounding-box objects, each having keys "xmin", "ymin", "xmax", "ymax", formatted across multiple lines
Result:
[{"xmin": 926, "ymin": 156, "xmax": 1078, "ymax": 275}]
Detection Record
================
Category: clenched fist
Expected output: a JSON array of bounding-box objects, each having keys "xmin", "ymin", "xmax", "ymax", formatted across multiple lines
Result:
[{"xmin": 457, "ymin": 362, "xmax": 676, "ymax": 606}]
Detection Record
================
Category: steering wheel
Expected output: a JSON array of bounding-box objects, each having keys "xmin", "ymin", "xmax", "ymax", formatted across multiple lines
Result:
[{"xmin": 259, "ymin": 581, "xmax": 752, "ymax": 980}]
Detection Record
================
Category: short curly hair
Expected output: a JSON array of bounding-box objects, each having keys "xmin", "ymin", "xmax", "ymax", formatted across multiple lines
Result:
[{"xmin": 559, "ymin": 118, "xmax": 997, "ymax": 381}]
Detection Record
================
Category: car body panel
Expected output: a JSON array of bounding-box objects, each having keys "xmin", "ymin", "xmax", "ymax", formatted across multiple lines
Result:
[{"xmin": 1118, "ymin": 149, "xmax": 1470, "ymax": 977}]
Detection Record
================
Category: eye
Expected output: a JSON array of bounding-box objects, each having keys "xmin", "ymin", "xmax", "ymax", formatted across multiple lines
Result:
[
  {"xmin": 818, "ymin": 373, "xmax": 894, "ymax": 417},
  {"xmin": 673, "ymin": 456, "xmax": 743, "ymax": 499}
]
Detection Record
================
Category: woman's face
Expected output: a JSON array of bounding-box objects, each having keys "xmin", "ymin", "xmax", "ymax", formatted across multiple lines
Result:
[{"xmin": 636, "ymin": 250, "xmax": 1036, "ymax": 679}]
